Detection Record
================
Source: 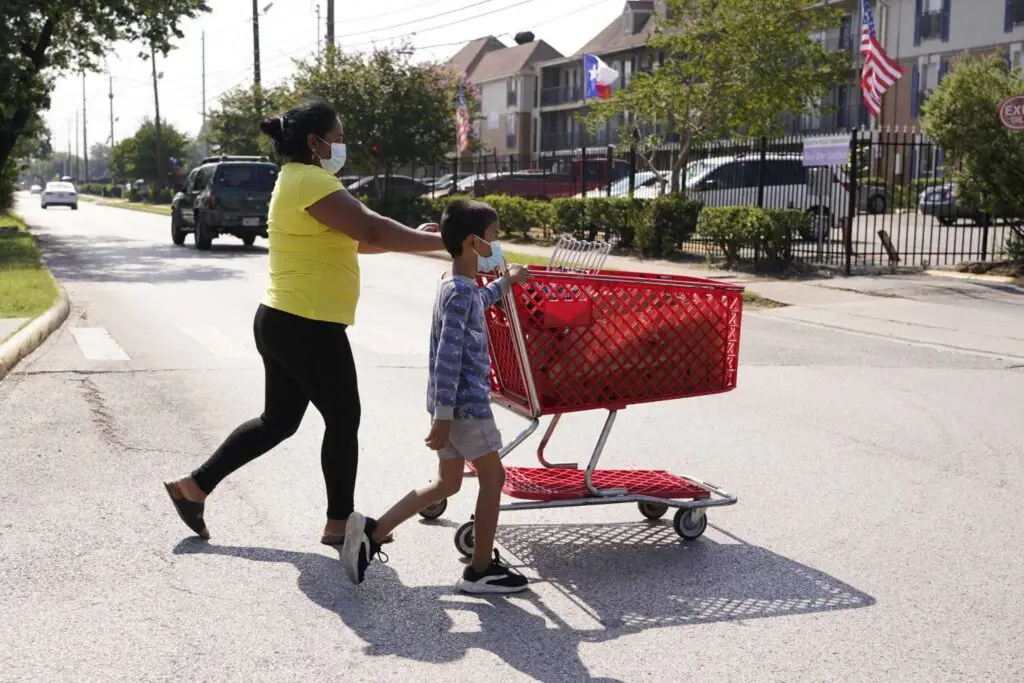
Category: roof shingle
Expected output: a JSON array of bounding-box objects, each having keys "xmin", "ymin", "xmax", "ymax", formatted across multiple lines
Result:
[{"xmin": 466, "ymin": 40, "xmax": 564, "ymax": 82}]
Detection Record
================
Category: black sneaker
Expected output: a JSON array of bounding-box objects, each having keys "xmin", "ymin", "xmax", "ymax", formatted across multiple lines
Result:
[
  {"xmin": 456, "ymin": 550, "xmax": 529, "ymax": 594},
  {"xmin": 341, "ymin": 512, "xmax": 386, "ymax": 585}
]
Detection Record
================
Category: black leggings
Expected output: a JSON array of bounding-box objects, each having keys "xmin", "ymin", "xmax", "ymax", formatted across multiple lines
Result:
[{"xmin": 191, "ymin": 304, "xmax": 361, "ymax": 520}]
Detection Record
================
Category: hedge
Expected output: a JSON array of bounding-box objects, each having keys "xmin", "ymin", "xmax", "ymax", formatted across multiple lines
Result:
[
  {"xmin": 78, "ymin": 183, "xmax": 124, "ymax": 199},
  {"xmin": 695, "ymin": 207, "xmax": 808, "ymax": 268},
  {"xmin": 365, "ymin": 193, "xmax": 702, "ymax": 257}
]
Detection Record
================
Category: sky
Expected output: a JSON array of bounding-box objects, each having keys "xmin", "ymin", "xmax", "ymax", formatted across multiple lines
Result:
[{"xmin": 44, "ymin": 0, "xmax": 627, "ymax": 156}]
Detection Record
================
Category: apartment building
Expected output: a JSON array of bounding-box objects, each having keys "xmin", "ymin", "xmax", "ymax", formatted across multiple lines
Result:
[
  {"xmin": 881, "ymin": 0, "xmax": 1024, "ymax": 128},
  {"xmin": 448, "ymin": 34, "xmax": 562, "ymax": 159},
  {"xmin": 534, "ymin": 1, "xmax": 664, "ymax": 152}
]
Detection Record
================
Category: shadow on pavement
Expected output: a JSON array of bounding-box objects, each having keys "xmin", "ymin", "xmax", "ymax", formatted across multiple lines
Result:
[
  {"xmin": 37, "ymin": 232, "xmax": 265, "ymax": 284},
  {"xmin": 172, "ymin": 522, "xmax": 872, "ymax": 681}
]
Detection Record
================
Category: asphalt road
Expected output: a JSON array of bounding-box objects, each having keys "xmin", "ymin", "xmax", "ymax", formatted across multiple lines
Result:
[{"xmin": 2, "ymin": 195, "xmax": 1023, "ymax": 681}]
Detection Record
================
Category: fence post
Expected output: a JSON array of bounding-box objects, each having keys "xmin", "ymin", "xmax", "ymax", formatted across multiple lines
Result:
[
  {"xmin": 605, "ymin": 145, "xmax": 614, "ymax": 197},
  {"xmin": 845, "ymin": 129, "xmax": 858, "ymax": 276},
  {"xmin": 452, "ymin": 152, "xmax": 459, "ymax": 196},
  {"xmin": 756, "ymin": 136, "xmax": 767, "ymax": 208},
  {"xmin": 579, "ymin": 143, "xmax": 587, "ymax": 197},
  {"xmin": 626, "ymin": 143, "xmax": 634, "ymax": 196},
  {"xmin": 980, "ymin": 219, "xmax": 990, "ymax": 261}
]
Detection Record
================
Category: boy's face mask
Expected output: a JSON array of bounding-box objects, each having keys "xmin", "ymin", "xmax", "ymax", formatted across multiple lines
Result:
[{"xmin": 473, "ymin": 236, "xmax": 504, "ymax": 272}]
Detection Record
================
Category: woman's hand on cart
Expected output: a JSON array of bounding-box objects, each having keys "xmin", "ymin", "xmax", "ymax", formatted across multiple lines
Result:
[
  {"xmin": 425, "ymin": 419, "xmax": 451, "ymax": 450},
  {"xmin": 417, "ymin": 223, "xmax": 440, "ymax": 233}
]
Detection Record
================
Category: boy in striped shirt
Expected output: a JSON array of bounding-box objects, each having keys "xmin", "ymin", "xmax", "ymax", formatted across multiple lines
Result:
[{"xmin": 344, "ymin": 199, "xmax": 530, "ymax": 594}]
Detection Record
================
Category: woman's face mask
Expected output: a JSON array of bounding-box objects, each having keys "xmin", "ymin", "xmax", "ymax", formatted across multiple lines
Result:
[{"xmin": 314, "ymin": 137, "xmax": 347, "ymax": 175}]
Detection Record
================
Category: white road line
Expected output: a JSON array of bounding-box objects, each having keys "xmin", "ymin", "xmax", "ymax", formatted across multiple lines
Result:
[
  {"xmin": 69, "ymin": 327, "xmax": 130, "ymax": 361},
  {"xmin": 179, "ymin": 326, "xmax": 258, "ymax": 360}
]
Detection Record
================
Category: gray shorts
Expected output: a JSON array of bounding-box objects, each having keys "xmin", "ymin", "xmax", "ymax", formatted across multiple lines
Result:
[{"xmin": 438, "ymin": 417, "xmax": 504, "ymax": 462}]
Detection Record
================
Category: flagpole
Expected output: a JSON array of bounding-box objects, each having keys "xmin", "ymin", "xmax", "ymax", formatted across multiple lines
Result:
[{"xmin": 853, "ymin": 0, "xmax": 863, "ymax": 130}]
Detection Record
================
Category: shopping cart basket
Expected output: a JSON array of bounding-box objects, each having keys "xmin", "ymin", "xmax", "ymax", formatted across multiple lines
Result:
[{"xmin": 418, "ymin": 238, "xmax": 743, "ymax": 556}]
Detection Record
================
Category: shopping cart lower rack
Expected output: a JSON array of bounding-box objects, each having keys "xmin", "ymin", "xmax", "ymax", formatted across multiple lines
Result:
[{"xmin": 418, "ymin": 238, "xmax": 744, "ymax": 556}]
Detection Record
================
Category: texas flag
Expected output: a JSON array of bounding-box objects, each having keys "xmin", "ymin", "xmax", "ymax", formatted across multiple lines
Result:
[{"xmin": 583, "ymin": 53, "xmax": 619, "ymax": 100}]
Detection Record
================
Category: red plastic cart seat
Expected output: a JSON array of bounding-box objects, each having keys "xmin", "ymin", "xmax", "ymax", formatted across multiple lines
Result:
[{"xmin": 502, "ymin": 466, "xmax": 712, "ymax": 501}]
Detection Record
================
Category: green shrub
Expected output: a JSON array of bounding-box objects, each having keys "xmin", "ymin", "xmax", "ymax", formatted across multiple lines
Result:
[
  {"xmin": 760, "ymin": 209, "xmax": 803, "ymax": 265},
  {"xmin": 482, "ymin": 195, "xmax": 533, "ymax": 239},
  {"xmin": 696, "ymin": 207, "xmax": 764, "ymax": 268},
  {"xmin": 633, "ymin": 195, "xmax": 702, "ymax": 257},
  {"xmin": 524, "ymin": 200, "xmax": 556, "ymax": 239},
  {"xmin": 128, "ymin": 187, "xmax": 142, "ymax": 202},
  {"xmin": 551, "ymin": 198, "xmax": 587, "ymax": 238},
  {"xmin": 1008, "ymin": 230, "xmax": 1024, "ymax": 265},
  {"xmin": 585, "ymin": 197, "xmax": 644, "ymax": 247}
]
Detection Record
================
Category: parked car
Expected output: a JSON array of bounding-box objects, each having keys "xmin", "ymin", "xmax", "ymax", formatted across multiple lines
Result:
[
  {"xmin": 29, "ymin": 184, "xmax": 42, "ymax": 194},
  {"xmin": 475, "ymin": 158, "xmax": 631, "ymax": 199},
  {"xmin": 574, "ymin": 170, "xmax": 671, "ymax": 199},
  {"xmin": 346, "ymin": 175, "xmax": 430, "ymax": 200},
  {"xmin": 171, "ymin": 155, "xmax": 278, "ymax": 250},
  {"xmin": 40, "ymin": 181, "xmax": 78, "ymax": 210},
  {"xmin": 917, "ymin": 183, "xmax": 1024, "ymax": 226},
  {"xmin": 682, "ymin": 153, "xmax": 851, "ymax": 240},
  {"xmin": 429, "ymin": 172, "xmax": 471, "ymax": 193}
]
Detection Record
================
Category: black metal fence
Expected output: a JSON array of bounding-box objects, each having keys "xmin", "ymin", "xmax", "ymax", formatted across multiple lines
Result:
[{"xmin": 366, "ymin": 129, "xmax": 1021, "ymax": 271}]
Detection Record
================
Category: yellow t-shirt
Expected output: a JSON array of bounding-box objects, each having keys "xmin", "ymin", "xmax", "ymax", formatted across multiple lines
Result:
[{"xmin": 261, "ymin": 163, "xmax": 360, "ymax": 325}]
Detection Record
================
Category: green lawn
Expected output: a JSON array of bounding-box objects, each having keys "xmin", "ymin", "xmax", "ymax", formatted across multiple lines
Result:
[
  {"xmin": 80, "ymin": 195, "xmax": 173, "ymax": 216},
  {"xmin": 0, "ymin": 213, "xmax": 58, "ymax": 317}
]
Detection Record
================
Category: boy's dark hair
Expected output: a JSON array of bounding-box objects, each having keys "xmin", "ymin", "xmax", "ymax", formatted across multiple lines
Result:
[
  {"xmin": 259, "ymin": 100, "xmax": 338, "ymax": 163},
  {"xmin": 440, "ymin": 199, "xmax": 499, "ymax": 257}
]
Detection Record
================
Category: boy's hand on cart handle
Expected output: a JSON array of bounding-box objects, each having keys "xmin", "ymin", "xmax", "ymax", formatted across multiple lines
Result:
[
  {"xmin": 425, "ymin": 419, "xmax": 451, "ymax": 450},
  {"xmin": 508, "ymin": 264, "xmax": 530, "ymax": 284}
]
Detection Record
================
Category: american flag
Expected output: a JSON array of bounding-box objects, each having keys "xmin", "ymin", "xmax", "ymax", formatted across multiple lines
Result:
[
  {"xmin": 860, "ymin": 0, "xmax": 903, "ymax": 118},
  {"xmin": 455, "ymin": 83, "xmax": 471, "ymax": 153}
]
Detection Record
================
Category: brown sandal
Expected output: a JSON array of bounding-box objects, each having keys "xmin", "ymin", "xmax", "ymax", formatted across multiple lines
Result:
[{"xmin": 163, "ymin": 481, "xmax": 210, "ymax": 540}]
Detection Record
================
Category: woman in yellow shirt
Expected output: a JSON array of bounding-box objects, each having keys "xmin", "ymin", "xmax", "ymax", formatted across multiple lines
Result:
[{"xmin": 163, "ymin": 100, "xmax": 442, "ymax": 545}]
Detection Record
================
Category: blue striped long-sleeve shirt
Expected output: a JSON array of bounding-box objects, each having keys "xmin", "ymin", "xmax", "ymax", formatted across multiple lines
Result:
[{"xmin": 427, "ymin": 273, "xmax": 510, "ymax": 420}]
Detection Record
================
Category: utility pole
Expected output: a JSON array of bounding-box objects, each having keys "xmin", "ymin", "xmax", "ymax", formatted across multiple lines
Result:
[
  {"xmin": 66, "ymin": 119, "xmax": 71, "ymax": 178},
  {"xmin": 315, "ymin": 4, "xmax": 321, "ymax": 58},
  {"xmin": 108, "ymin": 75, "xmax": 115, "ymax": 149},
  {"xmin": 252, "ymin": 0, "xmax": 262, "ymax": 91},
  {"xmin": 150, "ymin": 42, "xmax": 165, "ymax": 189},
  {"xmin": 74, "ymin": 109, "xmax": 79, "ymax": 181},
  {"xmin": 201, "ymin": 31, "xmax": 207, "ymax": 128},
  {"xmin": 326, "ymin": 0, "xmax": 334, "ymax": 48},
  {"xmin": 82, "ymin": 72, "xmax": 89, "ymax": 182}
]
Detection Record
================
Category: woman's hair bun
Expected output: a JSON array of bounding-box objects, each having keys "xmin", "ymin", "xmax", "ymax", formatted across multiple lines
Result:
[{"xmin": 259, "ymin": 116, "xmax": 284, "ymax": 142}]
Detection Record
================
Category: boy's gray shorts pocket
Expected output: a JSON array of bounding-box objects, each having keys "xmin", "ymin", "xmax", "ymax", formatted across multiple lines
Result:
[{"xmin": 438, "ymin": 418, "xmax": 503, "ymax": 461}]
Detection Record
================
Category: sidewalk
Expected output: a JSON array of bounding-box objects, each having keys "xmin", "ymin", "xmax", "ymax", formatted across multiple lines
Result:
[{"xmin": 500, "ymin": 241, "xmax": 1024, "ymax": 362}]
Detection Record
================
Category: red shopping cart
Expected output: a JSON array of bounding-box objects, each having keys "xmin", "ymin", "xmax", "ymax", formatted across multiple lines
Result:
[{"xmin": 418, "ymin": 238, "xmax": 743, "ymax": 557}]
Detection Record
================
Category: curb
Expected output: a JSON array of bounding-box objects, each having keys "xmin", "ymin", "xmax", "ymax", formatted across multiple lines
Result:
[
  {"xmin": 0, "ymin": 280, "xmax": 71, "ymax": 381},
  {"xmin": 922, "ymin": 269, "xmax": 1024, "ymax": 285}
]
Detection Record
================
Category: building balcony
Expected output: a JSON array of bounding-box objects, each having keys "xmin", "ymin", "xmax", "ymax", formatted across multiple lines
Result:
[{"xmin": 540, "ymin": 84, "xmax": 583, "ymax": 107}]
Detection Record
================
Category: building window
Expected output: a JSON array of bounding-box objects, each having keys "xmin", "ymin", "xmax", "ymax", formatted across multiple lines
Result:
[
  {"xmin": 1014, "ymin": 0, "xmax": 1024, "ymax": 26},
  {"xmin": 506, "ymin": 114, "xmax": 517, "ymax": 149},
  {"xmin": 917, "ymin": 0, "xmax": 946, "ymax": 43},
  {"xmin": 506, "ymin": 79, "xmax": 518, "ymax": 108}
]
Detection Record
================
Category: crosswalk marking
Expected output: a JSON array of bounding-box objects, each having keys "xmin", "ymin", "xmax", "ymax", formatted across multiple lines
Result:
[
  {"xmin": 179, "ymin": 326, "xmax": 258, "ymax": 360},
  {"xmin": 69, "ymin": 327, "xmax": 130, "ymax": 361}
]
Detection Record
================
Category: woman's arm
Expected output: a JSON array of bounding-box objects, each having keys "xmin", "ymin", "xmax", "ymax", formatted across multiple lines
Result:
[{"xmin": 306, "ymin": 189, "xmax": 443, "ymax": 253}]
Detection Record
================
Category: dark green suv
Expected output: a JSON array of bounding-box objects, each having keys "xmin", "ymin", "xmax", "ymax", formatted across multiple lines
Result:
[{"xmin": 171, "ymin": 156, "xmax": 279, "ymax": 250}]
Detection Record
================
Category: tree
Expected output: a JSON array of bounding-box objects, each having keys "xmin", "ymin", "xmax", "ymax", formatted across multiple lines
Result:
[
  {"xmin": 921, "ymin": 54, "xmax": 1024, "ymax": 221},
  {"xmin": 206, "ymin": 84, "xmax": 293, "ymax": 156},
  {"xmin": 290, "ymin": 46, "xmax": 480, "ymax": 175},
  {"xmin": 583, "ymin": 0, "xmax": 850, "ymax": 193},
  {"xmin": 0, "ymin": 0, "xmax": 209, "ymax": 182},
  {"xmin": 89, "ymin": 143, "xmax": 111, "ymax": 179},
  {"xmin": 110, "ymin": 119, "xmax": 190, "ymax": 183}
]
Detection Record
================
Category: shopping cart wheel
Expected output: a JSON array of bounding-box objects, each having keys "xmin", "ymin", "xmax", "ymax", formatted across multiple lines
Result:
[
  {"xmin": 638, "ymin": 502, "xmax": 669, "ymax": 520},
  {"xmin": 454, "ymin": 520, "xmax": 475, "ymax": 558},
  {"xmin": 673, "ymin": 508, "xmax": 707, "ymax": 540},
  {"xmin": 418, "ymin": 498, "xmax": 448, "ymax": 520}
]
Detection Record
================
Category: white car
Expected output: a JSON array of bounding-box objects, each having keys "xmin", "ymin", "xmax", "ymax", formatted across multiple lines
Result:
[
  {"xmin": 29, "ymin": 184, "xmax": 42, "ymax": 194},
  {"xmin": 41, "ymin": 181, "xmax": 78, "ymax": 210},
  {"xmin": 575, "ymin": 170, "xmax": 671, "ymax": 199}
]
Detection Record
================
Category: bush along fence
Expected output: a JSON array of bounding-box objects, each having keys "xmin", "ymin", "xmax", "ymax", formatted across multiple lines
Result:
[
  {"xmin": 77, "ymin": 183, "xmax": 174, "ymax": 204},
  {"xmin": 364, "ymin": 193, "xmax": 808, "ymax": 270},
  {"xmin": 382, "ymin": 129, "xmax": 1022, "ymax": 271}
]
